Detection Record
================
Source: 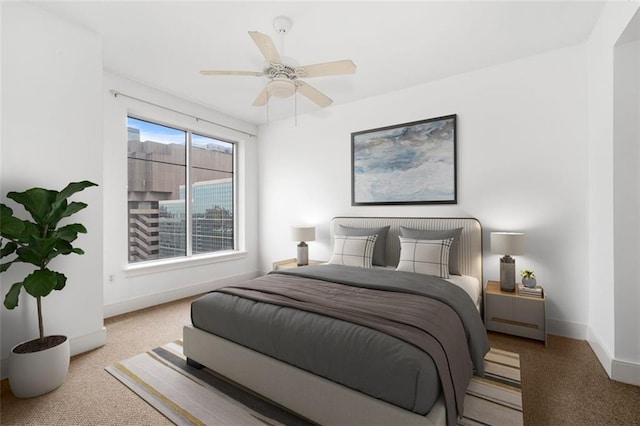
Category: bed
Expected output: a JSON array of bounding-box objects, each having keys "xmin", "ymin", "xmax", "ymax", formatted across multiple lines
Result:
[{"xmin": 184, "ymin": 217, "xmax": 487, "ymax": 426}]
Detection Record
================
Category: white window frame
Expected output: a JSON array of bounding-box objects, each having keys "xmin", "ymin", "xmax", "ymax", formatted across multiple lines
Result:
[{"xmin": 124, "ymin": 114, "xmax": 243, "ymax": 275}]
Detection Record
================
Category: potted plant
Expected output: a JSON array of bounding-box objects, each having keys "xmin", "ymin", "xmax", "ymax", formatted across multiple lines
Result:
[
  {"xmin": 521, "ymin": 269, "xmax": 537, "ymax": 288},
  {"xmin": 0, "ymin": 180, "xmax": 97, "ymax": 398}
]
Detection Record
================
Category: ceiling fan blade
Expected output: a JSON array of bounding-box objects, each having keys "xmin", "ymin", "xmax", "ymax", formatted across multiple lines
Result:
[
  {"xmin": 296, "ymin": 60, "xmax": 356, "ymax": 78},
  {"xmin": 200, "ymin": 70, "xmax": 264, "ymax": 77},
  {"xmin": 252, "ymin": 85, "xmax": 271, "ymax": 106},
  {"xmin": 296, "ymin": 81, "xmax": 333, "ymax": 107},
  {"xmin": 248, "ymin": 31, "xmax": 281, "ymax": 63}
]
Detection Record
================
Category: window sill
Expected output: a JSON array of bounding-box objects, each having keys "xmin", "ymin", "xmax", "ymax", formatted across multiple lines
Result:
[{"xmin": 124, "ymin": 250, "xmax": 248, "ymax": 277}]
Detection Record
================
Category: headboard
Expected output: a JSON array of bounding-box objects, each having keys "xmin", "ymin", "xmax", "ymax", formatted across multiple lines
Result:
[{"xmin": 330, "ymin": 217, "xmax": 483, "ymax": 285}]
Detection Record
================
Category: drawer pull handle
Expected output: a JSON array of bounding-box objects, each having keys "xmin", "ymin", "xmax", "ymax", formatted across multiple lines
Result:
[{"xmin": 491, "ymin": 317, "xmax": 539, "ymax": 329}]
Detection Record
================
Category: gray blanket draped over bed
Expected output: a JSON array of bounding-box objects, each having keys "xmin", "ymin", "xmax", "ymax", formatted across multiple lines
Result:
[{"xmin": 191, "ymin": 265, "xmax": 489, "ymax": 426}]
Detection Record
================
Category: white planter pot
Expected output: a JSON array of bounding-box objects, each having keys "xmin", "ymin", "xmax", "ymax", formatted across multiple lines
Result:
[{"xmin": 8, "ymin": 335, "xmax": 70, "ymax": 398}]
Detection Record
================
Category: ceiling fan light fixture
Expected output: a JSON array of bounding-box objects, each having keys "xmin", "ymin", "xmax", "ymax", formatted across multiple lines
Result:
[{"xmin": 267, "ymin": 78, "xmax": 296, "ymax": 98}]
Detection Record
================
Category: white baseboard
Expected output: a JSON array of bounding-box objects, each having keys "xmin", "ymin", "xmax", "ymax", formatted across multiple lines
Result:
[
  {"xmin": 103, "ymin": 270, "xmax": 260, "ymax": 318},
  {"xmin": 587, "ymin": 326, "xmax": 615, "ymax": 377},
  {"xmin": 509, "ymin": 319, "xmax": 640, "ymax": 385},
  {"xmin": 547, "ymin": 318, "xmax": 587, "ymax": 340},
  {"xmin": 70, "ymin": 327, "xmax": 107, "ymax": 357},
  {"xmin": 587, "ymin": 326, "xmax": 640, "ymax": 385},
  {"xmin": 1, "ymin": 327, "xmax": 108, "ymax": 380},
  {"xmin": 612, "ymin": 358, "xmax": 640, "ymax": 386}
]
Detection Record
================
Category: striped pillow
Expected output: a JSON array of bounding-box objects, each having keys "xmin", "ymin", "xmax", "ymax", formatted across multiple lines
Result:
[
  {"xmin": 396, "ymin": 237, "xmax": 454, "ymax": 278},
  {"xmin": 329, "ymin": 235, "xmax": 378, "ymax": 268}
]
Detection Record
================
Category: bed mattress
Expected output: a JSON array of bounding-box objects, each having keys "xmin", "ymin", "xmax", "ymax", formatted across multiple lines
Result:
[
  {"xmin": 191, "ymin": 265, "xmax": 489, "ymax": 421},
  {"xmin": 373, "ymin": 265, "xmax": 480, "ymax": 310}
]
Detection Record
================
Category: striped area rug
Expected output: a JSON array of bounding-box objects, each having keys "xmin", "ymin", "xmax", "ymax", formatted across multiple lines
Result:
[
  {"xmin": 460, "ymin": 348, "xmax": 523, "ymax": 425},
  {"xmin": 106, "ymin": 341, "xmax": 522, "ymax": 426}
]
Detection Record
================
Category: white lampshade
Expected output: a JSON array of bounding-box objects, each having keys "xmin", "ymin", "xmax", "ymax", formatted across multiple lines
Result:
[
  {"xmin": 490, "ymin": 232, "xmax": 525, "ymax": 255},
  {"xmin": 291, "ymin": 226, "xmax": 316, "ymax": 242}
]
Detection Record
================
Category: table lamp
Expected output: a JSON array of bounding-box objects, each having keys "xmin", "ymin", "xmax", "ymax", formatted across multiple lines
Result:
[
  {"xmin": 490, "ymin": 232, "xmax": 525, "ymax": 292},
  {"xmin": 291, "ymin": 225, "xmax": 315, "ymax": 266}
]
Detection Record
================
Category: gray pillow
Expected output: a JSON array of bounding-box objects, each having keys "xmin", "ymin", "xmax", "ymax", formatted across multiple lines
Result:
[
  {"xmin": 336, "ymin": 225, "xmax": 390, "ymax": 266},
  {"xmin": 399, "ymin": 227, "xmax": 463, "ymax": 275}
]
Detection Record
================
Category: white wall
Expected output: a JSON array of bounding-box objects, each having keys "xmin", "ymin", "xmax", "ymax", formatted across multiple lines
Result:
[
  {"xmin": 102, "ymin": 72, "xmax": 260, "ymax": 317},
  {"xmin": 587, "ymin": 2, "xmax": 640, "ymax": 385},
  {"xmin": 614, "ymin": 38, "xmax": 640, "ymax": 378},
  {"xmin": 1, "ymin": 1, "xmax": 262, "ymax": 378},
  {"xmin": 1, "ymin": 3, "xmax": 105, "ymax": 375},
  {"xmin": 258, "ymin": 44, "xmax": 590, "ymax": 339}
]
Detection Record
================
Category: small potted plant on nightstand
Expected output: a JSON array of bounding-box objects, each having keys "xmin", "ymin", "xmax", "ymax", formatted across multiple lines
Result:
[{"xmin": 521, "ymin": 269, "xmax": 537, "ymax": 288}]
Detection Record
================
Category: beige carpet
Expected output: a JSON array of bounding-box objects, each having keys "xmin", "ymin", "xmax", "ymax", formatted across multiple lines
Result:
[
  {"xmin": 2, "ymin": 295, "xmax": 639, "ymax": 425},
  {"xmin": 106, "ymin": 340, "xmax": 522, "ymax": 425}
]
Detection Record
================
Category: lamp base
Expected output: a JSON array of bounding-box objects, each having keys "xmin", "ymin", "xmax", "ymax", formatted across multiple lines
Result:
[
  {"xmin": 499, "ymin": 255, "xmax": 516, "ymax": 292},
  {"xmin": 296, "ymin": 242, "xmax": 308, "ymax": 266}
]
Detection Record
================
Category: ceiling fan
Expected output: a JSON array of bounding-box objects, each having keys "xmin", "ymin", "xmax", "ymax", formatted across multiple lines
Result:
[{"xmin": 200, "ymin": 16, "xmax": 356, "ymax": 109}]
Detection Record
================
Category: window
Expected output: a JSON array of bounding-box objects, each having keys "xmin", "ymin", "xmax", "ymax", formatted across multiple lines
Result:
[{"xmin": 127, "ymin": 116, "xmax": 235, "ymax": 264}]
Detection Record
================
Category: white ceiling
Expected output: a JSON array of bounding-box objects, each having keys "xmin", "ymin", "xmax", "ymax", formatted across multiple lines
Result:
[{"xmin": 35, "ymin": 1, "xmax": 605, "ymax": 125}]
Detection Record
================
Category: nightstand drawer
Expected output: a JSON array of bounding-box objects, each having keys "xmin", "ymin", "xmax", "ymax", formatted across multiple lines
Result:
[
  {"xmin": 487, "ymin": 317, "xmax": 545, "ymax": 341},
  {"xmin": 485, "ymin": 281, "xmax": 546, "ymax": 344},
  {"xmin": 515, "ymin": 298, "xmax": 545, "ymax": 329},
  {"xmin": 487, "ymin": 294, "xmax": 514, "ymax": 321}
]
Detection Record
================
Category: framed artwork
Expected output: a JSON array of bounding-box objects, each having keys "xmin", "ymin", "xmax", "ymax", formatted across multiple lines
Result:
[{"xmin": 351, "ymin": 114, "xmax": 457, "ymax": 205}]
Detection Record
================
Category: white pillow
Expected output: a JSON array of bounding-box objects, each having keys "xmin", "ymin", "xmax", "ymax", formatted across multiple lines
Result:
[
  {"xmin": 329, "ymin": 234, "xmax": 378, "ymax": 268},
  {"xmin": 396, "ymin": 236, "xmax": 454, "ymax": 278}
]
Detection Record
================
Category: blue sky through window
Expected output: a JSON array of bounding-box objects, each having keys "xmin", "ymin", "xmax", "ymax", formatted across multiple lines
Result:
[
  {"xmin": 128, "ymin": 117, "xmax": 185, "ymax": 145},
  {"xmin": 128, "ymin": 117, "xmax": 231, "ymax": 152}
]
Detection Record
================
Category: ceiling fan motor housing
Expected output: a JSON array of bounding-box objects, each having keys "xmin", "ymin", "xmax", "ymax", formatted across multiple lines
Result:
[{"xmin": 264, "ymin": 62, "xmax": 298, "ymax": 80}]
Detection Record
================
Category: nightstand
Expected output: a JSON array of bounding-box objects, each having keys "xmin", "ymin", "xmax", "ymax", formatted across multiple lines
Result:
[
  {"xmin": 484, "ymin": 280, "xmax": 547, "ymax": 345},
  {"xmin": 272, "ymin": 258, "xmax": 324, "ymax": 271}
]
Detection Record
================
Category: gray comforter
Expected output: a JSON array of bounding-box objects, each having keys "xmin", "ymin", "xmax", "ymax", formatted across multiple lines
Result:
[{"xmin": 191, "ymin": 265, "xmax": 489, "ymax": 425}]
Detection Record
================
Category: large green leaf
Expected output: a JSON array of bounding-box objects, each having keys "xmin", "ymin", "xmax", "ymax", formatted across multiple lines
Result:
[
  {"xmin": 14, "ymin": 234, "xmax": 60, "ymax": 267},
  {"xmin": 0, "ymin": 204, "xmax": 26, "ymax": 239},
  {"xmin": 3, "ymin": 282, "xmax": 23, "ymax": 309},
  {"xmin": 0, "ymin": 204, "xmax": 11, "ymax": 217},
  {"xmin": 7, "ymin": 181, "xmax": 97, "ymax": 231},
  {"xmin": 48, "ymin": 202, "xmax": 88, "ymax": 229},
  {"xmin": 53, "ymin": 223, "xmax": 87, "ymax": 242},
  {"xmin": 46, "ymin": 240, "xmax": 74, "ymax": 263},
  {"xmin": 7, "ymin": 188, "xmax": 57, "ymax": 227},
  {"xmin": 52, "ymin": 271, "xmax": 67, "ymax": 291},
  {"xmin": 17, "ymin": 222, "xmax": 41, "ymax": 243},
  {"xmin": 55, "ymin": 181, "xmax": 98, "ymax": 206},
  {"xmin": 51, "ymin": 180, "xmax": 98, "ymax": 223},
  {"xmin": 48, "ymin": 181, "xmax": 97, "ymax": 227},
  {"xmin": 61, "ymin": 201, "xmax": 88, "ymax": 218},
  {"xmin": 14, "ymin": 246, "xmax": 41, "ymax": 267},
  {"xmin": 0, "ymin": 261, "xmax": 14, "ymax": 273},
  {"xmin": 1, "ymin": 241, "xmax": 18, "ymax": 258},
  {"xmin": 22, "ymin": 269, "xmax": 59, "ymax": 298}
]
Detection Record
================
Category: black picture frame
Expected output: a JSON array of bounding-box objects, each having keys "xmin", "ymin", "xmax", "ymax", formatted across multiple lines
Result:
[{"xmin": 351, "ymin": 114, "xmax": 457, "ymax": 206}]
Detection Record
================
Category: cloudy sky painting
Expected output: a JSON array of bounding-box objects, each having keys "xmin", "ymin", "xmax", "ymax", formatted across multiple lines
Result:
[{"xmin": 352, "ymin": 116, "xmax": 456, "ymax": 204}]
